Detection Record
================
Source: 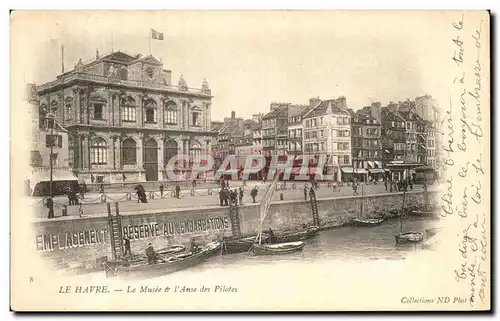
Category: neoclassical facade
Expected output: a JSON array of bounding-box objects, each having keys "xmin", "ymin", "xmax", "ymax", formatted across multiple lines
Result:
[{"xmin": 36, "ymin": 51, "xmax": 214, "ymax": 183}]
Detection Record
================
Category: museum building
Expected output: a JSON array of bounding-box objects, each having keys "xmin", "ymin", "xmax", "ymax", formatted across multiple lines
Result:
[{"xmin": 35, "ymin": 51, "xmax": 214, "ymax": 183}]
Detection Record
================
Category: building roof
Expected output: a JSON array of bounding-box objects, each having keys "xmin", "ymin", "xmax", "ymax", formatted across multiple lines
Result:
[
  {"xmin": 303, "ymin": 98, "xmax": 349, "ymax": 118},
  {"xmin": 262, "ymin": 105, "xmax": 288, "ymax": 120}
]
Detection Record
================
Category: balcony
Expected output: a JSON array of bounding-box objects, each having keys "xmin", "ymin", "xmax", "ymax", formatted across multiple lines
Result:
[{"xmin": 37, "ymin": 72, "xmax": 211, "ymax": 97}]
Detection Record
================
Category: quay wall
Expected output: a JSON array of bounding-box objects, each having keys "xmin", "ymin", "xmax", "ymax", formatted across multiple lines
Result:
[{"xmin": 32, "ymin": 191, "xmax": 437, "ymax": 270}]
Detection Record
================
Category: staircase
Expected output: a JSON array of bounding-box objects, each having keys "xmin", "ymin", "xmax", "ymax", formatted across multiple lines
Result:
[
  {"xmin": 228, "ymin": 201, "xmax": 242, "ymax": 239},
  {"xmin": 309, "ymin": 188, "xmax": 320, "ymax": 226},
  {"xmin": 107, "ymin": 202, "xmax": 124, "ymax": 260}
]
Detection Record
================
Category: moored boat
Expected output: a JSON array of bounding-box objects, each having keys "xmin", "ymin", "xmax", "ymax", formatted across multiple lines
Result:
[
  {"xmin": 222, "ymin": 235, "xmax": 269, "ymax": 255},
  {"xmin": 352, "ymin": 218, "xmax": 384, "ymax": 227},
  {"xmin": 156, "ymin": 245, "xmax": 186, "ymax": 255},
  {"xmin": 277, "ymin": 226, "xmax": 320, "ymax": 243},
  {"xmin": 251, "ymin": 241, "xmax": 305, "ymax": 255},
  {"xmin": 395, "ymin": 232, "xmax": 424, "ymax": 244},
  {"xmin": 411, "ymin": 209, "xmax": 439, "ymax": 218},
  {"xmin": 104, "ymin": 242, "xmax": 221, "ymax": 278}
]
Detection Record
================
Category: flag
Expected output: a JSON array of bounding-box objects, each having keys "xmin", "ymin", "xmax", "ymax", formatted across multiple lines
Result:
[{"xmin": 151, "ymin": 29, "xmax": 164, "ymax": 40}]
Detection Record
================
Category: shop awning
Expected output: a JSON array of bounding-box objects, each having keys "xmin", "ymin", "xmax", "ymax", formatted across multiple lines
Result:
[
  {"xmin": 368, "ymin": 168, "xmax": 386, "ymax": 174},
  {"xmin": 341, "ymin": 167, "xmax": 368, "ymax": 174},
  {"xmin": 30, "ymin": 169, "xmax": 78, "ymax": 186}
]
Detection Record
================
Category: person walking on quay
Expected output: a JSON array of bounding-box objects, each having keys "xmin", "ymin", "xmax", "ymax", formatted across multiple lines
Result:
[
  {"xmin": 159, "ymin": 183, "xmax": 164, "ymax": 198},
  {"xmin": 223, "ymin": 188, "xmax": 229, "ymax": 206},
  {"xmin": 304, "ymin": 184, "xmax": 308, "ymax": 201},
  {"xmin": 238, "ymin": 187, "xmax": 244, "ymax": 205},
  {"xmin": 250, "ymin": 186, "xmax": 258, "ymax": 203},
  {"xmin": 175, "ymin": 184, "xmax": 181, "ymax": 199},
  {"xmin": 353, "ymin": 183, "xmax": 359, "ymax": 196},
  {"xmin": 99, "ymin": 183, "xmax": 104, "ymax": 194},
  {"xmin": 80, "ymin": 182, "xmax": 86, "ymax": 199},
  {"xmin": 219, "ymin": 188, "xmax": 224, "ymax": 206},
  {"xmin": 230, "ymin": 189, "xmax": 238, "ymax": 205},
  {"xmin": 384, "ymin": 179, "xmax": 388, "ymax": 192},
  {"xmin": 46, "ymin": 196, "xmax": 54, "ymax": 219},
  {"xmin": 123, "ymin": 237, "xmax": 132, "ymax": 257}
]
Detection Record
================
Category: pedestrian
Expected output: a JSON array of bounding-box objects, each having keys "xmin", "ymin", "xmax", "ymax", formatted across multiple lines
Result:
[
  {"xmin": 99, "ymin": 183, "xmax": 104, "ymax": 193},
  {"xmin": 78, "ymin": 203, "xmax": 84, "ymax": 218},
  {"xmin": 223, "ymin": 188, "xmax": 229, "ymax": 206},
  {"xmin": 231, "ymin": 189, "xmax": 238, "ymax": 205},
  {"xmin": 384, "ymin": 180, "xmax": 388, "ymax": 192},
  {"xmin": 238, "ymin": 187, "xmax": 244, "ymax": 205},
  {"xmin": 304, "ymin": 184, "xmax": 308, "ymax": 201},
  {"xmin": 219, "ymin": 189, "xmax": 224, "ymax": 206},
  {"xmin": 353, "ymin": 183, "xmax": 358, "ymax": 196},
  {"xmin": 159, "ymin": 183, "xmax": 164, "ymax": 197},
  {"xmin": 46, "ymin": 196, "xmax": 54, "ymax": 219},
  {"xmin": 145, "ymin": 243, "xmax": 157, "ymax": 265},
  {"xmin": 123, "ymin": 237, "xmax": 132, "ymax": 257},
  {"xmin": 332, "ymin": 181, "xmax": 337, "ymax": 192},
  {"xmin": 250, "ymin": 186, "xmax": 258, "ymax": 203},
  {"xmin": 175, "ymin": 184, "xmax": 181, "ymax": 199},
  {"xmin": 81, "ymin": 182, "xmax": 86, "ymax": 199}
]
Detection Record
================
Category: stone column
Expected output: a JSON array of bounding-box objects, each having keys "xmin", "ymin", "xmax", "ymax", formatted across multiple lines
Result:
[
  {"xmin": 81, "ymin": 133, "xmax": 89, "ymax": 170},
  {"xmin": 137, "ymin": 133, "xmax": 144, "ymax": 171}
]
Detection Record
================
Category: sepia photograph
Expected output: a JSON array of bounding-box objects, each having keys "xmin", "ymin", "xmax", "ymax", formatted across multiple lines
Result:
[{"xmin": 9, "ymin": 10, "xmax": 491, "ymax": 311}]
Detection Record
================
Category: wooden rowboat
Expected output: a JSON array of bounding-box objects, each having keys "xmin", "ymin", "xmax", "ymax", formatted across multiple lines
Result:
[
  {"xmin": 277, "ymin": 226, "xmax": 320, "ymax": 243},
  {"xmin": 251, "ymin": 241, "xmax": 305, "ymax": 255},
  {"xmin": 352, "ymin": 218, "xmax": 384, "ymax": 227},
  {"xmin": 156, "ymin": 245, "xmax": 186, "ymax": 255},
  {"xmin": 222, "ymin": 235, "xmax": 269, "ymax": 255},
  {"xmin": 104, "ymin": 242, "xmax": 221, "ymax": 279},
  {"xmin": 395, "ymin": 232, "xmax": 424, "ymax": 244}
]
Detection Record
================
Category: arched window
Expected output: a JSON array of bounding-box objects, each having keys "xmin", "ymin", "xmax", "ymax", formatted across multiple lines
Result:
[
  {"xmin": 121, "ymin": 96, "xmax": 136, "ymax": 122},
  {"xmin": 91, "ymin": 138, "xmax": 107, "ymax": 165},
  {"xmin": 164, "ymin": 101, "xmax": 178, "ymax": 125},
  {"xmin": 144, "ymin": 99, "xmax": 157, "ymax": 123},
  {"xmin": 122, "ymin": 138, "xmax": 137, "ymax": 164},
  {"xmin": 189, "ymin": 142, "xmax": 202, "ymax": 164}
]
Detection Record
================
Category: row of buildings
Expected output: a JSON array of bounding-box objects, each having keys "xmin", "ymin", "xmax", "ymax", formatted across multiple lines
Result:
[
  {"xmin": 26, "ymin": 50, "xmax": 441, "ymax": 196},
  {"xmin": 211, "ymin": 95, "xmax": 442, "ymax": 183}
]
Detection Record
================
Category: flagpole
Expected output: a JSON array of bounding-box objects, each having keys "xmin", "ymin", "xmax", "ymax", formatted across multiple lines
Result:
[{"xmin": 61, "ymin": 45, "xmax": 65, "ymax": 73}]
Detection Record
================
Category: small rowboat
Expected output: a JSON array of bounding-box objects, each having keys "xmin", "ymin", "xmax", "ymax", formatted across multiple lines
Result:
[
  {"xmin": 395, "ymin": 232, "xmax": 424, "ymax": 244},
  {"xmin": 352, "ymin": 218, "xmax": 384, "ymax": 227},
  {"xmin": 251, "ymin": 241, "xmax": 305, "ymax": 255},
  {"xmin": 222, "ymin": 235, "xmax": 269, "ymax": 255},
  {"xmin": 156, "ymin": 245, "xmax": 186, "ymax": 255},
  {"xmin": 277, "ymin": 226, "xmax": 320, "ymax": 243},
  {"xmin": 104, "ymin": 242, "xmax": 221, "ymax": 279}
]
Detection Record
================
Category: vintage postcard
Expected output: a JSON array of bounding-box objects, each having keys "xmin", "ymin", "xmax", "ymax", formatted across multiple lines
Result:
[{"xmin": 10, "ymin": 10, "xmax": 490, "ymax": 311}]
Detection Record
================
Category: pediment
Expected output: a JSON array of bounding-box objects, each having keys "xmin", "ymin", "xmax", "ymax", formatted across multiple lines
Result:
[
  {"xmin": 139, "ymin": 55, "xmax": 163, "ymax": 66},
  {"xmin": 190, "ymin": 105, "xmax": 202, "ymax": 111},
  {"xmin": 90, "ymin": 93, "xmax": 107, "ymax": 103},
  {"xmin": 101, "ymin": 51, "xmax": 136, "ymax": 64}
]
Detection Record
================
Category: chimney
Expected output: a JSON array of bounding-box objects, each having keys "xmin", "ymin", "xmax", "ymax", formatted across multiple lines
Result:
[
  {"xmin": 231, "ymin": 111, "xmax": 235, "ymax": 119},
  {"xmin": 370, "ymin": 102, "xmax": 382, "ymax": 124},
  {"xmin": 309, "ymin": 97, "xmax": 321, "ymax": 108},
  {"xmin": 337, "ymin": 96, "xmax": 347, "ymax": 109}
]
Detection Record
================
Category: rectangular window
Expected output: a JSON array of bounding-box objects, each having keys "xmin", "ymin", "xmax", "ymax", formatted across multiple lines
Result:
[
  {"xmin": 145, "ymin": 108, "xmax": 157, "ymax": 123},
  {"xmin": 93, "ymin": 103, "xmax": 104, "ymax": 120},
  {"xmin": 192, "ymin": 112, "xmax": 200, "ymax": 126},
  {"xmin": 166, "ymin": 110, "xmax": 177, "ymax": 124},
  {"xmin": 122, "ymin": 106, "xmax": 136, "ymax": 122},
  {"xmin": 50, "ymin": 153, "xmax": 59, "ymax": 166},
  {"xmin": 45, "ymin": 134, "xmax": 63, "ymax": 148},
  {"xmin": 320, "ymin": 130, "xmax": 324, "ymax": 137},
  {"xmin": 343, "ymin": 155, "xmax": 350, "ymax": 165}
]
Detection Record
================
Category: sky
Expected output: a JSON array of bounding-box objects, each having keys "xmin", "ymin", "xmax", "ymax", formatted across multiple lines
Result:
[{"xmin": 14, "ymin": 11, "xmax": 458, "ymax": 121}]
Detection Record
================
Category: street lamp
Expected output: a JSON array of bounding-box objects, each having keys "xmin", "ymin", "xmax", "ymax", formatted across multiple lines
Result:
[{"xmin": 46, "ymin": 112, "xmax": 56, "ymax": 197}]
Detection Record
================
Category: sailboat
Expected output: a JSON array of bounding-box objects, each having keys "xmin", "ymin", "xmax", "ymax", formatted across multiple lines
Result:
[
  {"xmin": 395, "ymin": 185, "xmax": 424, "ymax": 244},
  {"xmin": 352, "ymin": 183, "xmax": 384, "ymax": 227},
  {"xmin": 251, "ymin": 171, "xmax": 306, "ymax": 255}
]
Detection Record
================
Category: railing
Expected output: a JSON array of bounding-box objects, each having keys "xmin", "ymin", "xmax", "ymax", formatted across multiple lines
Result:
[{"xmin": 37, "ymin": 72, "xmax": 211, "ymax": 96}]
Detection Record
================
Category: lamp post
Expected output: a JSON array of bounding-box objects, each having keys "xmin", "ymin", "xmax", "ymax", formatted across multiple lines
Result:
[{"xmin": 47, "ymin": 112, "xmax": 55, "ymax": 197}]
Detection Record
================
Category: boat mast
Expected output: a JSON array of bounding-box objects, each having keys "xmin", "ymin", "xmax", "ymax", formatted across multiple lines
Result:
[
  {"xmin": 256, "ymin": 169, "xmax": 280, "ymax": 245},
  {"xmin": 360, "ymin": 183, "xmax": 364, "ymax": 216},
  {"xmin": 400, "ymin": 169, "xmax": 407, "ymax": 232}
]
